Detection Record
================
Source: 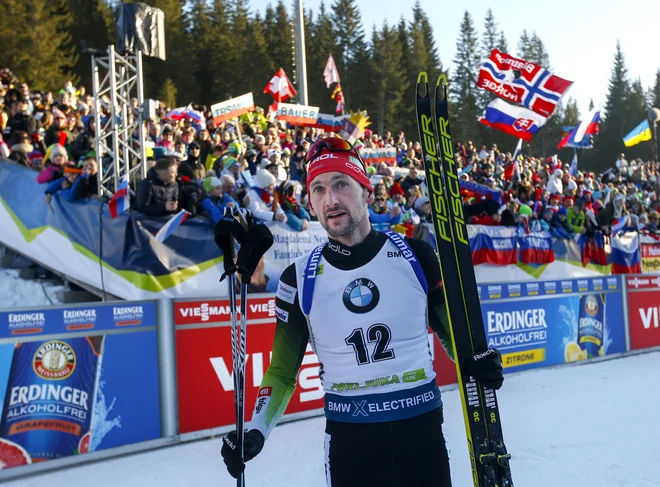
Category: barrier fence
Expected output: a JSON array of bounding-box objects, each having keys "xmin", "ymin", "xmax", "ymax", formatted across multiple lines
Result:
[{"xmin": 1, "ymin": 274, "xmax": 660, "ymax": 479}]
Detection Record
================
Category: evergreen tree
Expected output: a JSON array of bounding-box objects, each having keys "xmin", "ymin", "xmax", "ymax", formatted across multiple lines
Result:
[
  {"xmin": 331, "ymin": 0, "xmax": 368, "ymax": 110},
  {"xmin": 517, "ymin": 30, "xmax": 533, "ymax": 60},
  {"xmin": 66, "ymin": 0, "xmax": 114, "ymax": 89},
  {"xmin": 307, "ymin": 2, "xmax": 339, "ymax": 113},
  {"xmin": 498, "ymin": 31, "xmax": 509, "ymax": 53},
  {"xmin": 206, "ymin": 0, "xmax": 238, "ymax": 105},
  {"xmin": 451, "ymin": 10, "xmax": 480, "ymax": 144},
  {"xmin": 413, "ymin": 0, "xmax": 442, "ymax": 76},
  {"xmin": 225, "ymin": 0, "xmax": 252, "ymax": 101},
  {"xmin": 529, "ymin": 32, "xmax": 550, "ymax": 68},
  {"xmin": 563, "ymin": 97, "xmax": 580, "ymax": 127},
  {"xmin": 246, "ymin": 12, "xmax": 276, "ymax": 108},
  {"xmin": 597, "ymin": 41, "xmax": 631, "ymax": 170},
  {"xmin": 368, "ymin": 22, "xmax": 407, "ymax": 136},
  {"xmin": 188, "ymin": 0, "xmax": 215, "ymax": 106},
  {"xmin": 481, "ymin": 9, "xmax": 498, "ymax": 59},
  {"xmin": 267, "ymin": 1, "xmax": 294, "ymax": 88},
  {"xmin": 158, "ymin": 78, "xmax": 178, "ymax": 108},
  {"xmin": 589, "ymin": 99, "xmax": 595, "ymax": 111},
  {"xmin": 0, "ymin": 0, "xmax": 78, "ymax": 92},
  {"xmin": 651, "ymin": 70, "xmax": 660, "ymax": 108}
]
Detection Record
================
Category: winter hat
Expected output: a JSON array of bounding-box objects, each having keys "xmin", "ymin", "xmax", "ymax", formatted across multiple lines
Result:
[
  {"xmin": 414, "ymin": 196, "xmax": 430, "ymax": 211},
  {"xmin": 227, "ymin": 140, "xmax": 242, "ymax": 155},
  {"xmin": 548, "ymin": 193, "xmax": 561, "ymax": 203},
  {"xmin": 557, "ymin": 206, "xmax": 568, "ymax": 216},
  {"xmin": 256, "ymin": 168, "xmax": 276, "ymax": 188},
  {"xmin": 188, "ymin": 141, "xmax": 200, "ymax": 150},
  {"xmin": 553, "ymin": 169, "xmax": 562, "ymax": 178},
  {"xmin": 50, "ymin": 144, "xmax": 67, "ymax": 159},
  {"xmin": 389, "ymin": 182, "xmax": 405, "ymax": 197},
  {"xmin": 306, "ymin": 145, "xmax": 373, "ymax": 192},
  {"xmin": 203, "ymin": 177, "xmax": 222, "ymax": 193},
  {"xmin": 224, "ymin": 156, "xmax": 239, "ymax": 169},
  {"xmin": 52, "ymin": 107, "xmax": 66, "ymax": 121},
  {"xmin": 563, "ymin": 195, "xmax": 574, "ymax": 204}
]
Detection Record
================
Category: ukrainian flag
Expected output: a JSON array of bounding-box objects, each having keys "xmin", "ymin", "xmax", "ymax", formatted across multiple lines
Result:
[{"xmin": 623, "ymin": 119, "xmax": 652, "ymax": 147}]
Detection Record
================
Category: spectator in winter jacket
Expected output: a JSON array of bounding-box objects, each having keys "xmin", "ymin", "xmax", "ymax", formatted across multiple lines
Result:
[
  {"xmin": 566, "ymin": 197, "xmax": 586, "ymax": 234},
  {"xmin": 551, "ymin": 207, "xmax": 572, "ymax": 239},
  {"xmin": 546, "ymin": 169, "xmax": 563, "ymax": 196},
  {"xmin": 74, "ymin": 157, "xmax": 99, "ymax": 199},
  {"xmin": 36, "ymin": 144, "xmax": 67, "ymax": 184},
  {"xmin": 136, "ymin": 157, "xmax": 179, "ymax": 217},
  {"xmin": 7, "ymin": 98, "xmax": 39, "ymax": 143},
  {"xmin": 44, "ymin": 165, "xmax": 84, "ymax": 204},
  {"xmin": 178, "ymin": 141, "xmax": 205, "ymax": 180},
  {"xmin": 248, "ymin": 169, "xmax": 287, "ymax": 223},
  {"xmin": 44, "ymin": 108, "xmax": 72, "ymax": 149},
  {"xmin": 71, "ymin": 117, "xmax": 95, "ymax": 163},
  {"xmin": 368, "ymin": 192, "xmax": 402, "ymax": 231},
  {"xmin": 400, "ymin": 166, "xmax": 424, "ymax": 197},
  {"xmin": 201, "ymin": 176, "xmax": 239, "ymax": 223},
  {"xmin": 276, "ymin": 179, "xmax": 310, "ymax": 232}
]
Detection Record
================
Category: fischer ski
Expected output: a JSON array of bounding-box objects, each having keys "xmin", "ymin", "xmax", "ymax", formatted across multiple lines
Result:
[{"xmin": 415, "ymin": 72, "xmax": 513, "ymax": 487}]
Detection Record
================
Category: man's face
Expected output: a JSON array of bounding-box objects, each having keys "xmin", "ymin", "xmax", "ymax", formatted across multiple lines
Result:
[
  {"xmin": 267, "ymin": 165, "xmax": 278, "ymax": 178},
  {"xmin": 223, "ymin": 181, "xmax": 235, "ymax": 195},
  {"xmin": 20, "ymin": 84, "xmax": 29, "ymax": 96},
  {"xmin": 230, "ymin": 164, "xmax": 240, "ymax": 177},
  {"xmin": 266, "ymin": 129, "xmax": 277, "ymax": 144},
  {"xmin": 309, "ymin": 173, "xmax": 371, "ymax": 239},
  {"xmin": 190, "ymin": 146, "xmax": 200, "ymax": 158},
  {"xmin": 158, "ymin": 165, "xmax": 177, "ymax": 184},
  {"xmin": 564, "ymin": 199, "xmax": 573, "ymax": 208},
  {"xmin": 407, "ymin": 149, "xmax": 416, "ymax": 159},
  {"xmin": 210, "ymin": 186, "xmax": 223, "ymax": 198},
  {"xmin": 409, "ymin": 167, "xmax": 418, "ymax": 179}
]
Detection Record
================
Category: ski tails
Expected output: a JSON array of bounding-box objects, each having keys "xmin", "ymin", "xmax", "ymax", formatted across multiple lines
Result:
[{"xmin": 415, "ymin": 72, "xmax": 513, "ymax": 487}]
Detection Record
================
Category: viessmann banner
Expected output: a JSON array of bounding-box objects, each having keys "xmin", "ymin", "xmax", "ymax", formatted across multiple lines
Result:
[
  {"xmin": 0, "ymin": 302, "xmax": 161, "ymax": 470},
  {"xmin": 477, "ymin": 276, "xmax": 626, "ymax": 372},
  {"xmin": 625, "ymin": 275, "xmax": 660, "ymax": 351},
  {"xmin": 173, "ymin": 295, "xmax": 454, "ymax": 434}
]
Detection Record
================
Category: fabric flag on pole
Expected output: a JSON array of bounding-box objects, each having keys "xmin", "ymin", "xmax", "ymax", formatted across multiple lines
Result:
[
  {"xmin": 469, "ymin": 226, "xmax": 518, "ymax": 265},
  {"xmin": 579, "ymin": 232, "xmax": 607, "ymax": 267},
  {"xmin": 332, "ymin": 84, "xmax": 345, "ymax": 114},
  {"xmin": 623, "ymin": 119, "xmax": 652, "ymax": 147},
  {"xmin": 108, "ymin": 174, "xmax": 129, "ymax": 219},
  {"xmin": 155, "ymin": 209, "xmax": 190, "ymax": 243},
  {"xmin": 183, "ymin": 104, "xmax": 205, "ymax": 128},
  {"xmin": 558, "ymin": 110, "xmax": 600, "ymax": 149},
  {"xmin": 568, "ymin": 152, "xmax": 578, "ymax": 177},
  {"xmin": 264, "ymin": 68, "xmax": 297, "ymax": 103},
  {"xmin": 518, "ymin": 230, "xmax": 555, "ymax": 264},
  {"xmin": 478, "ymin": 99, "xmax": 547, "ymax": 142},
  {"xmin": 323, "ymin": 55, "xmax": 340, "ymax": 88},
  {"xmin": 477, "ymin": 49, "xmax": 573, "ymax": 117},
  {"xmin": 611, "ymin": 232, "xmax": 642, "ymax": 274}
]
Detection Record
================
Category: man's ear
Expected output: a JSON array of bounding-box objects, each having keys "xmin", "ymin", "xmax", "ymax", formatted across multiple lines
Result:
[
  {"xmin": 308, "ymin": 198, "xmax": 316, "ymax": 217},
  {"xmin": 365, "ymin": 189, "xmax": 375, "ymax": 205}
]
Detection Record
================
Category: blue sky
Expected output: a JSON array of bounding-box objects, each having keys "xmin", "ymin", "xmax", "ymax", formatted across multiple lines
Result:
[{"xmin": 250, "ymin": 0, "xmax": 659, "ymax": 117}]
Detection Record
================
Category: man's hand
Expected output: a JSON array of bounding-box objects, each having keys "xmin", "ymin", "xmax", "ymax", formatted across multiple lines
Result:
[
  {"xmin": 464, "ymin": 348, "xmax": 504, "ymax": 390},
  {"xmin": 275, "ymin": 212, "xmax": 287, "ymax": 223},
  {"xmin": 45, "ymin": 194, "xmax": 52, "ymax": 205},
  {"xmin": 221, "ymin": 429, "xmax": 265, "ymax": 479},
  {"xmin": 301, "ymin": 219, "xmax": 309, "ymax": 231},
  {"xmin": 165, "ymin": 200, "xmax": 178, "ymax": 211}
]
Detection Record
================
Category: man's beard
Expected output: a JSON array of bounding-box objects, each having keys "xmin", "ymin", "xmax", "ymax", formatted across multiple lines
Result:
[{"xmin": 325, "ymin": 209, "xmax": 365, "ymax": 240}]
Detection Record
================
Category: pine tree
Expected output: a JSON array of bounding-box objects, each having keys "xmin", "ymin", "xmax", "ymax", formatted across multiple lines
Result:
[
  {"xmin": 225, "ymin": 0, "xmax": 252, "ymax": 101},
  {"xmin": 563, "ymin": 97, "xmax": 580, "ymax": 127},
  {"xmin": 413, "ymin": 0, "xmax": 442, "ymax": 77},
  {"xmin": 188, "ymin": 0, "xmax": 215, "ymax": 106},
  {"xmin": 158, "ymin": 78, "xmax": 178, "ymax": 108},
  {"xmin": 517, "ymin": 30, "xmax": 533, "ymax": 60},
  {"xmin": 66, "ymin": 0, "xmax": 114, "ymax": 90},
  {"xmin": 651, "ymin": 70, "xmax": 660, "ymax": 108},
  {"xmin": 267, "ymin": 0, "xmax": 294, "ymax": 89},
  {"xmin": 206, "ymin": 0, "xmax": 237, "ymax": 105},
  {"xmin": 498, "ymin": 31, "xmax": 509, "ymax": 53},
  {"xmin": 368, "ymin": 22, "xmax": 407, "ymax": 135},
  {"xmin": 589, "ymin": 99, "xmax": 595, "ymax": 111},
  {"xmin": 331, "ymin": 0, "xmax": 368, "ymax": 110},
  {"xmin": 529, "ymin": 32, "xmax": 551, "ymax": 68},
  {"xmin": 597, "ymin": 41, "xmax": 631, "ymax": 170},
  {"xmin": 477, "ymin": 9, "xmax": 500, "ymax": 144},
  {"xmin": 247, "ymin": 12, "xmax": 276, "ymax": 108},
  {"xmin": 451, "ymin": 10, "xmax": 480, "ymax": 143},
  {"xmin": 1, "ymin": 0, "xmax": 79, "ymax": 91}
]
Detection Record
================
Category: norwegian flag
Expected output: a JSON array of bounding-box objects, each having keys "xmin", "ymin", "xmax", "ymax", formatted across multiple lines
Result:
[
  {"xmin": 477, "ymin": 49, "xmax": 573, "ymax": 117},
  {"xmin": 263, "ymin": 68, "xmax": 297, "ymax": 103}
]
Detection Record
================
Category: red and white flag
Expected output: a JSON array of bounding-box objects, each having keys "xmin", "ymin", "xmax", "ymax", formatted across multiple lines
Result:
[
  {"xmin": 477, "ymin": 49, "xmax": 573, "ymax": 118},
  {"xmin": 263, "ymin": 68, "xmax": 297, "ymax": 103},
  {"xmin": 323, "ymin": 55, "xmax": 340, "ymax": 88}
]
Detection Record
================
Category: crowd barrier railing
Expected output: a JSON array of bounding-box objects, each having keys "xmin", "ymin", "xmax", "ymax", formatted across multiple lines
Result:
[{"xmin": 2, "ymin": 274, "xmax": 660, "ymax": 479}]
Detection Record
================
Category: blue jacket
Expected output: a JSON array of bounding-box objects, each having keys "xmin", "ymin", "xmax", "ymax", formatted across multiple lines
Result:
[
  {"xmin": 202, "ymin": 193, "xmax": 240, "ymax": 223},
  {"xmin": 44, "ymin": 175, "xmax": 87, "ymax": 203},
  {"xmin": 368, "ymin": 206, "xmax": 402, "ymax": 232}
]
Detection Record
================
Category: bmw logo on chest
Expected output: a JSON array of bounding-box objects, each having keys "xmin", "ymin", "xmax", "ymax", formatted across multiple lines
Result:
[{"xmin": 343, "ymin": 278, "xmax": 380, "ymax": 314}]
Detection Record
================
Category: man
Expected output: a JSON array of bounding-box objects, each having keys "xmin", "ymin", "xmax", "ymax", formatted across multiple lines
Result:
[{"xmin": 221, "ymin": 137, "xmax": 503, "ymax": 486}]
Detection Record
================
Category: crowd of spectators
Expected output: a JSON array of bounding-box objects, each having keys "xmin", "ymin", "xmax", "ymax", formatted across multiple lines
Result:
[{"xmin": 2, "ymin": 67, "xmax": 659, "ymax": 242}]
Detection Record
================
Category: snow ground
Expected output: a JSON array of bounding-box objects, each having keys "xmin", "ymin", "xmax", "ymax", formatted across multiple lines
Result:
[
  {"xmin": 5, "ymin": 351, "xmax": 659, "ymax": 487},
  {"xmin": 0, "ymin": 268, "xmax": 63, "ymax": 309}
]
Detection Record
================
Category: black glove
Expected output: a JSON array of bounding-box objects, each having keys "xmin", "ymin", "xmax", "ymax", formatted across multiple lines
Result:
[
  {"xmin": 236, "ymin": 222, "xmax": 274, "ymax": 281},
  {"xmin": 464, "ymin": 348, "xmax": 504, "ymax": 390},
  {"xmin": 221, "ymin": 429, "xmax": 265, "ymax": 479},
  {"xmin": 214, "ymin": 208, "xmax": 246, "ymax": 280}
]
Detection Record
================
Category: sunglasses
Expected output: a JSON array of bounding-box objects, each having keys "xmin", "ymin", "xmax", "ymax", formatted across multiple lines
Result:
[
  {"xmin": 304, "ymin": 137, "xmax": 367, "ymax": 172},
  {"xmin": 375, "ymin": 197, "xmax": 385, "ymax": 202}
]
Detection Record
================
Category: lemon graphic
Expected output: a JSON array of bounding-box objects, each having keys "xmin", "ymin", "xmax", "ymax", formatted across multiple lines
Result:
[
  {"xmin": 564, "ymin": 342, "xmax": 583, "ymax": 363},
  {"xmin": 599, "ymin": 347, "xmax": 604, "ymax": 357}
]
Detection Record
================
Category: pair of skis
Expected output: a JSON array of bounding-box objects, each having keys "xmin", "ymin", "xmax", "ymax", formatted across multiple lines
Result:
[{"xmin": 415, "ymin": 72, "xmax": 513, "ymax": 487}]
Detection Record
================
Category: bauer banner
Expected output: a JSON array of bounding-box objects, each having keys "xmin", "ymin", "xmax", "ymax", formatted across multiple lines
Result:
[
  {"xmin": 0, "ymin": 302, "xmax": 161, "ymax": 470},
  {"xmin": 211, "ymin": 92, "xmax": 255, "ymax": 125},
  {"xmin": 478, "ymin": 276, "xmax": 626, "ymax": 372},
  {"xmin": 276, "ymin": 103, "xmax": 319, "ymax": 125},
  {"xmin": 359, "ymin": 148, "xmax": 397, "ymax": 166}
]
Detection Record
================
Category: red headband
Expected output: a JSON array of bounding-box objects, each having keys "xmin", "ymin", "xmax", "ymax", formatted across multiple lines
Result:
[{"xmin": 306, "ymin": 152, "xmax": 373, "ymax": 192}]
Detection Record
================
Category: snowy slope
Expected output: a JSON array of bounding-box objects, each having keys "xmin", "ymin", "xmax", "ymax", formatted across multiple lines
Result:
[
  {"xmin": 0, "ymin": 269, "xmax": 63, "ymax": 309},
  {"xmin": 5, "ymin": 351, "xmax": 659, "ymax": 487}
]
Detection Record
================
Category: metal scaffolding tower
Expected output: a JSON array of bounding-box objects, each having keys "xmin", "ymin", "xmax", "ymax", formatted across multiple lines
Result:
[{"xmin": 91, "ymin": 45, "xmax": 147, "ymax": 196}]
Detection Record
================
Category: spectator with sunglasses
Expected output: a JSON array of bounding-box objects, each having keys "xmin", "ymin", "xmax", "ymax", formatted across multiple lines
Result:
[{"xmin": 221, "ymin": 135, "xmax": 503, "ymax": 486}]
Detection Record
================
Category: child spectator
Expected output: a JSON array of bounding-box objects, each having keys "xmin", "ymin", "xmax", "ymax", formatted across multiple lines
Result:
[
  {"xmin": 248, "ymin": 169, "xmax": 287, "ymax": 223},
  {"xmin": 44, "ymin": 165, "xmax": 84, "ymax": 203},
  {"xmin": 36, "ymin": 144, "xmax": 67, "ymax": 184},
  {"xmin": 201, "ymin": 176, "xmax": 239, "ymax": 223},
  {"xmin": 276, "ymin": 180, "xmax": 310, "ymax": 231}
]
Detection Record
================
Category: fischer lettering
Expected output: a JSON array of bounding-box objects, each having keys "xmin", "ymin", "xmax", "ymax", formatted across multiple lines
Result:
[{"xmin": 8, "ymin": 312, "xmax": 45, "ymax": 328}]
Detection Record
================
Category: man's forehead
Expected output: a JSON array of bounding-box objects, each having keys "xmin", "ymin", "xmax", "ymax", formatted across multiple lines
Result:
[{"xmin": 310, "ymin": 172, "xmax": 354, "ymax": 187}]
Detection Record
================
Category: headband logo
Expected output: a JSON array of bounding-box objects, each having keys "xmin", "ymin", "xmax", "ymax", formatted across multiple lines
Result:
[{"xmin": 310, "ymin": 153, "xmax": 339, "ymax": 165}]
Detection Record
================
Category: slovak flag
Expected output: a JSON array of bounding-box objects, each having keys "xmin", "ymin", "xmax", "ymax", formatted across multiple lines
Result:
[
  {"xmin": 154, "ymin": 209, "xmax": 190, "ymax": 243},
  {"xmin": 558, "ymin": 110, "xmax": 600, "ymax": 149},
  {"xmin": 264, "ymin": 68, "xmax": 297, "ymax": 103},
  {"xmin": 478, "ymin": 99, "xmax": 547, "ymax": 142},
  {"xmin": 477, "ymin": 49, "xmax": 573, "ymax": 117},
  {"xmin": 108, "ymin": 174, "xmax": 129, "ymax": 219}
]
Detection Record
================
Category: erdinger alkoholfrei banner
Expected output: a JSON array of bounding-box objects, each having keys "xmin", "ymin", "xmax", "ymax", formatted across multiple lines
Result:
[
  {"xmin": 0, "ymin": 302, "xmax": 161, "ymax": 470},
  {"xmin": 478, "ymin": 276, "xmax": 625, "ymax": 372}
]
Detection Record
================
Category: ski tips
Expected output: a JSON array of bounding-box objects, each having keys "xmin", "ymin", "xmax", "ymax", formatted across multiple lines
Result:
[
  {"xmin": 417, "ymin": 71, "xmax": 428, "ymax": 84},
  {"xmin": 417, "ymin": 72, "xmax": 429, "ymax": 98},
  {"xmin": 435, "ymin": 74, "xmax": 448, "ymax": 102}
]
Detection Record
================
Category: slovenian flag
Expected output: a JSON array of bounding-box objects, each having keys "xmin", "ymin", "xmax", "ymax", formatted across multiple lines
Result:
[
  {"xmin": 611, "ymin": 233, "xmax": 642, "ymax": 274},
  {"xmin": 109, "ymin": 174, "xmax": 130, "ymax": 219},
  {"xmin": 155, "ymin": 209, "xmax": 190, "ymax": 243},
  {"xmin": 558, "ymin": 110, "xmax": 600, "ymax": 149},
  {"xmin": 478, "ymin": 99, "xmax": 547, "ymax": 142}
]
